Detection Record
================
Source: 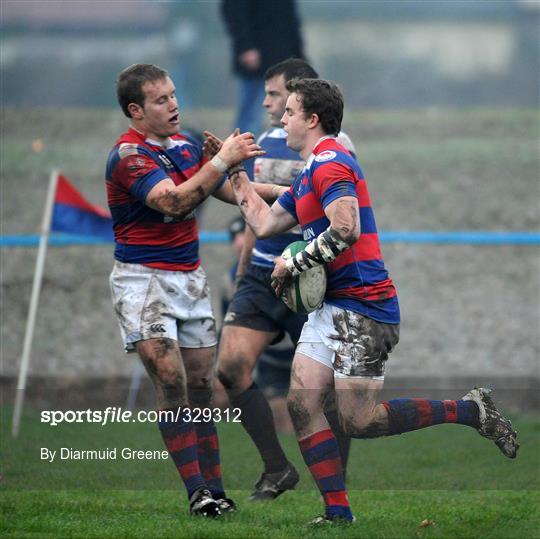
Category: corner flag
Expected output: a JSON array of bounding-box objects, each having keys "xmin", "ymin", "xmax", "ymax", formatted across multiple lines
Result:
[
  {"xmin": 12, "ymin": 172, "xmax": 113, "ymax": 437},
  {"xmin": 52, "ymin": 175, "xmax": 113, "ymax": 240}
]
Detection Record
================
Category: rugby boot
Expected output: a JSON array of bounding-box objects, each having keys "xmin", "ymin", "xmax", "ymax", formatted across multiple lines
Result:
[
  {"xmin": 215, "ymin": 496, "xmax": 237, "ymax": 514},
  {"xmin": 189, "ymin": 488, "xmax": 221, "ymax": 517},
  {"xmin": 248, "ymin": 461, "xmax": 300, "ymax": 501},
  {"xmin": 462, "ymin": 387, "xmax": 519, "ymax": 458}
]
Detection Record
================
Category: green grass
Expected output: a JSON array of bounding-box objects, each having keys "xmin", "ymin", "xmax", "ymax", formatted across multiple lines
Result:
[
  {"xmin": 2, "ymin": 490, "xmax": 538, "ymax": 539},
  {"xmin": 1, "ymin": 407, "xmax": 539, "ymax": 538}
]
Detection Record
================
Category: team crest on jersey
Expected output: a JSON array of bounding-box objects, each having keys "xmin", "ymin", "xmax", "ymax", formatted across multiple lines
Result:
[
  {"xmin": 315, "ymin": 150, "xmax": 336, "ymax": 162},
  {"xmin": 127, "ymin": 157, "xmax": 146, "ymax": 171}
]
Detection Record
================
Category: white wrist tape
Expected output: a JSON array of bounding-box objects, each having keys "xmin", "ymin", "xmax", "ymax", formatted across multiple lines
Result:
[
  {"xmin": 211, "ymin": 154, "xmax": 228, "ymax": 174},
  {"xmin": 285, "ymin": 226, "xmax": 350, "ymax": 277}
]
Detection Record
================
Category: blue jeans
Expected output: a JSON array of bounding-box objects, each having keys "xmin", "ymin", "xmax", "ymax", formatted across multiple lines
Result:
[{"xmin": 234, "ymin": 77, "xmax": 266, "ymax": 136}]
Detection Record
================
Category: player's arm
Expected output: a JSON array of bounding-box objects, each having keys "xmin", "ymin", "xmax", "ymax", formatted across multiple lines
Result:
[
  {"xmin": 236, "ymin": 225, "xmax": 256, "ymax": 282},
  {"xmin": 271, "ymin": 196, "xmax": 359, "ymax": 296},
  {"xmin": 228, "ymin": 169, "xmax": 297, "ymax": 238},
  {"xmin": 212, "ymin": 180, "xmax": 287, "ymax": 205},
  {"xmin": 146, "ymin": 131, "xmax": 263, "ymax": 218},
  {"xmin": 204, "ymin": 130, "xmax": 286, "ymax": 205},
  {"xmin": 324, "ymin": 195, "xmax": 360, "ymax": 246}
]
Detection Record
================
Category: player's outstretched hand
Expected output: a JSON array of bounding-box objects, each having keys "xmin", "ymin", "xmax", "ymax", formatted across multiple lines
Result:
[
  {"xmin": 271, "ymin": 256, "xmax": 294, "ymax": 297},
  {"xmin": 203, "ymin": 130, "xmax": 223, "ymax": 159},
  {"xmin": 218, "ymin": 130, "xmax": 265, "ymax": 168}
]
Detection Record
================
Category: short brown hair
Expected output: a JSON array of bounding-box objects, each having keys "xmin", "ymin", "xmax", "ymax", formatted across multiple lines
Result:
[
  {"xmin": 285, "ymin": 78, "xmax": 343, "ymax": 136},
  {"xmin": 116, "ymin": 64, "xmax": 169, "ymax": 118},
  {"xmin": 264, "ymin": 58, "xmax": 318, "ymax": 83}
]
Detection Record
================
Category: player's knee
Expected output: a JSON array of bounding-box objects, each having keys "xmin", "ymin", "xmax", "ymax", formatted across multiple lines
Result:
[
  {"xmin": 137, "ymin": 340, "xmax": 182, "ymax": 388},
  {"xmin": 156, "ymin": 364, "xmax": 183, "ymax": 387},
  {"xmin": 216, "ymin": 363, "xmax": 239, "ymax": 389},
  {"xmin": 217, "ymin": 357, "xmax": 250, "ymax": 391}
]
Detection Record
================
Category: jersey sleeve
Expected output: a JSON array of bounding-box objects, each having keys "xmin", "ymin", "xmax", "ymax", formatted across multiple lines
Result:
[
  {"xmin": 277, "ymin": 186, "xmax": 298, "ymax": 221},
  {"xmin": 312, "ymin": 160, "xmax": 357, "ymax": 209},
  {"xmin": 113, "ymin": 144, "xmax": 169, "ymax": 202}
]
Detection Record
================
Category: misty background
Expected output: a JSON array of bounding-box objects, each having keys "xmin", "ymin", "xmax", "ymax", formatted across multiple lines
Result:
[{"xmin": 2, "ymin": 0, "xmax": 539, "ymax": 110}]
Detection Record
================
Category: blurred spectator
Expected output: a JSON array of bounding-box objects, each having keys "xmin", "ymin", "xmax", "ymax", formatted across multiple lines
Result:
[{"xmin": 221, "ymin": 0, "xmax": 305, "ymax": 136}]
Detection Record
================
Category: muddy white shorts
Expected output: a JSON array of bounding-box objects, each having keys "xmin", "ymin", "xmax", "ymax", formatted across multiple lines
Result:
[
  {"xmin": 296, "ymin": 303, "xmax": 399, "ymax": 379},
  {"xmin": 109, "ymin": 261, "xmax": 217, "ymax": 352}
]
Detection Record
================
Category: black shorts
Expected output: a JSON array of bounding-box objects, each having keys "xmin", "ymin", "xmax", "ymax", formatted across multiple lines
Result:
[{"xmin": 223, "ymin": 263, "xmax": 307, "ymax": 345}]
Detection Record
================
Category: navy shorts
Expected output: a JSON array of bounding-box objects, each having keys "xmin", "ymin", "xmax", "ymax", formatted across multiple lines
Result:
[{"xmin": 223, "ymin": 263, "xmax": 307, "ymax": 345}]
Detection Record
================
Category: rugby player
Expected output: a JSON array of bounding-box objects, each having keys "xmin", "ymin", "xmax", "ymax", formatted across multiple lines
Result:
[
  {"xmin": 216, "ymin": 59, "xmax": 353, "ymax": 501},
  {"xmin": 106, "ymin": 63, "xmax": 280, "ymax": 517},
  {"xmin": 225, "ymin": 78, "xmax": 519, "ymax": 524}
]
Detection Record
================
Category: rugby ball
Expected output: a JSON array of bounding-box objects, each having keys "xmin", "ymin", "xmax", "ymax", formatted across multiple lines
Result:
[{"xmin": 280, "ymin": 240, "xmax": 327, "ymax": 314}]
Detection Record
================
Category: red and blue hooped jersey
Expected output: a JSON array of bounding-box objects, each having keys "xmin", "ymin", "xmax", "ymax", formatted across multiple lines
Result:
[
  {"xmin": 251, "ymin": 128, "xmax": 357, "ymax": 269},
  {"xmin": 277, "ymin": 137, "xmax": 399, "ymax": 324},
  {"xmin": 105, "ymin": 128, "xmax": 208, "ymax": 271}
]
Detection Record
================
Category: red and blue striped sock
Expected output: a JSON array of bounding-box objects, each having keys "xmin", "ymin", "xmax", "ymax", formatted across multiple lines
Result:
[
  {"xmin": 158, "ymin": 408, "xmax": 206, "ymax": 499},
  {"xmin": 299, "ymin": 429, "xmax": 353, "ymax": 521},
  {"xmin": 195, "ymin": 421, "xmax": 225, "ymax": 499},
  {"xmin": 383, "ymin": 398, "xmax": 480, "ymax": 434}
]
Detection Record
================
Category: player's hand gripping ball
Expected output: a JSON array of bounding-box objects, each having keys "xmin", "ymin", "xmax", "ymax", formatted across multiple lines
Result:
[{"xmin": 280, "ymin": 241, "xmax": 327, "ymax": 314}]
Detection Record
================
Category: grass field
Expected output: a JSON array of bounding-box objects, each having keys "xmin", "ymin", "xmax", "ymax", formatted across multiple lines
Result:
[{"xmin": 1, "ymin": 406, "xmax": 539, "ymax": 538}]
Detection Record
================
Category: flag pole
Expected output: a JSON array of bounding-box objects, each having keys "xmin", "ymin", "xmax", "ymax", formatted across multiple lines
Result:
[{"xmin": 12, "ymin": 170, "xmax": 60, "ymax": 437}]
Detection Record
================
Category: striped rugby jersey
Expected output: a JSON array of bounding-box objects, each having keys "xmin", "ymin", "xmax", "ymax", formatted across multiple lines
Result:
[
  {"xmin": 277, "ymin": 136, "xmax": 399, "ymax": 324},
  {"xmin": 105, "ymin": 128, "xmax": 209, "ymax": 271},
  {"xmin": 252, "ymin": 127, "xmax": 356, "ymax": 268}
]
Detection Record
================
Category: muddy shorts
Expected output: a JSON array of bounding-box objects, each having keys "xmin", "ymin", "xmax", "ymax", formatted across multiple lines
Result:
[
  {"xmin": 109, "ymin": 261, "xmax": 217, "ymax": 352},
  {"xmin": 296, "ymin": 303, "xmax": 399, "ymax": 379}
]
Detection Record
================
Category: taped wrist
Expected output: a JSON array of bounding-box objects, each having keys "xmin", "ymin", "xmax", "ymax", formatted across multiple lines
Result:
[
  {"xmin": 211, "ymin": 154, "xmax": 228, "ymax": 174},
  {"xmin": 285, "ymin": 226, "xmax": 350, "ymax": 277}
]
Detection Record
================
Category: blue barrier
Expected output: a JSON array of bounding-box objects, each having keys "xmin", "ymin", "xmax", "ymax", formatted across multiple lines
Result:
[
  {"xmin": 0, "ymin": 231, "xmax": 229, "ymax": 247},
  {"xmin": 0, "ymin": 231, "xmax": 538, "ymax": 247}
]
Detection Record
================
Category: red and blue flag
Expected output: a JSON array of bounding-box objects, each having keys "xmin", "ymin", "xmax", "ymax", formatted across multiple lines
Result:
[{"xmin": 52, "ymin": 175, "xmax": 113, "ymax": 240}]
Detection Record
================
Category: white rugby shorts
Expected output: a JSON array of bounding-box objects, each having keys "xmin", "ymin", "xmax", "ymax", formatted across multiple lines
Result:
[
  {"xmin": 109, "ymin": 261, "xmax": 217, "ymax": 352},
  {"xmin": 296, "ymin": 303, "xmax": 399, "ymax": 379}
]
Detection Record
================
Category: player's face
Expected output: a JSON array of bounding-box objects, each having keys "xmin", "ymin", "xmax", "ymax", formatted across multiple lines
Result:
[
  {"xmin": 139, "ymin": 77, "xmax": 180, "ymax": 141},
  {"xmin": 263, "ymin": 74, "xmax": 288, "ymax": 126},
  {"xmin": 281, "ymin": 93, "xmax": 308, "ymax": 152}
]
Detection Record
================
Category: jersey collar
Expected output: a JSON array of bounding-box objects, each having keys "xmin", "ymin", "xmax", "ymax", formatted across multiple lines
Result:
[
  {"xmin": 305, "ymin": 135, "xmax": 337, "ymax": 169},
  {"xmin": 128, "ymin": 126, "xmax": 173, "ymax": 149}
]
